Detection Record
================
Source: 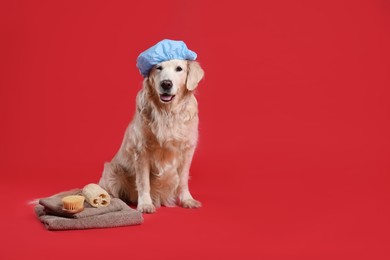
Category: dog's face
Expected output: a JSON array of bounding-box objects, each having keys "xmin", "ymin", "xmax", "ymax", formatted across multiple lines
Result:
[{"xmin": 148, "ymin": 59, "xmax": 204, "ymax": 104}]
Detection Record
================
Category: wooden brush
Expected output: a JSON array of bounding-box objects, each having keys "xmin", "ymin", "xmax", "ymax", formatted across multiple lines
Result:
[{"xmin": 62, "ymin": 195, "xmax": 85, "ymax": 214}]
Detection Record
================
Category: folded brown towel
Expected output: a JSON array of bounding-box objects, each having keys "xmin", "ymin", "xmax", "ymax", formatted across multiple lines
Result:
[{"xmin": 35, "ymin": 190, "xmax": 143, "ymax": 230}]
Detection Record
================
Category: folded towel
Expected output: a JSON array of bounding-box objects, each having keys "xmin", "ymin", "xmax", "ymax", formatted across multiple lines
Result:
[
  {"xmin": 38, "ymin": 189, "xmax": 124, "ymax": 218},
  {"xmin": 35, "ymin": 190, "xmax": 143, "ymax": 230}
]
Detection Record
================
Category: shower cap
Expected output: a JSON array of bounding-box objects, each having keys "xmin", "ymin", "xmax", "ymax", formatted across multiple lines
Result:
[{"xmin": 136, "ymin": 39, "xmax": 197, "ymax": 77}]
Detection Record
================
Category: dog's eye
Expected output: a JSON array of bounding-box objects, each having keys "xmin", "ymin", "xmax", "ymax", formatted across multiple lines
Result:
[
  {"xmin": 156, "ymin": 66, "xmax": 163, "ymax": 71},
  {"xmin": 175, "ymin": 66, "xmax": 183, "ymax": 72}
]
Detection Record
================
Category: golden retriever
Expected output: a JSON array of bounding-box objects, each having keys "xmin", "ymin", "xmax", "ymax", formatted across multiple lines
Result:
[{"xmin": 99, "ymin": 59, "xmax": 204, "ymax": 213}]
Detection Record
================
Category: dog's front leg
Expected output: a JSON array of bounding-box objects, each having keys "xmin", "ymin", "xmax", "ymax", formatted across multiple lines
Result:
[
  {"xmin": 135, "ymin": 158, "xmax": 156, "ymax": 213},
  {"xmin": 178, "ymin": 147, "xmax": 202, "ymax": 208}
]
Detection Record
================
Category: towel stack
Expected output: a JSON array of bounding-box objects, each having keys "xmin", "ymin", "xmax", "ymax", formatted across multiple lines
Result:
[{"xmin": 35, "ymin": 189, "xmax": 143, "ymax": 230}]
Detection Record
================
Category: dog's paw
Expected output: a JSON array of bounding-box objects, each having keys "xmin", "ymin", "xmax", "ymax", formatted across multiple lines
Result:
[
  {"xmin": 137, "ymin": 203, "xmax": 156, "ymax": 214},
  {"xmin": 181, "ymin": 199, "xmax": 202, "ymax": 209}
]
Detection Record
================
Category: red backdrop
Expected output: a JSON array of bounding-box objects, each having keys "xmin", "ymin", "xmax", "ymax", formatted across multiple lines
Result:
[{"xmin": 1, "ymin": 0, "xmax": 389, "ymax": 259}]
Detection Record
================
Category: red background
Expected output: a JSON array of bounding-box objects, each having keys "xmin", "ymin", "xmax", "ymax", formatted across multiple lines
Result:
[{"xmin": 1, "ymin": 0, "xmax": 389, "ymax": 259}]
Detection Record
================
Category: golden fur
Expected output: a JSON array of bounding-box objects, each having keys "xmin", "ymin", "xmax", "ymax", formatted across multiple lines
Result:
[{"xmin": 99, "ymin": 59, "xmax": 204, "ymax": 213}]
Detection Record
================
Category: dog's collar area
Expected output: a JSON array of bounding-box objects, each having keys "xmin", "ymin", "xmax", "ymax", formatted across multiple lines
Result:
[{"xmin": 159, "ymin": 94, "xmax": 175, "ymax": 103}]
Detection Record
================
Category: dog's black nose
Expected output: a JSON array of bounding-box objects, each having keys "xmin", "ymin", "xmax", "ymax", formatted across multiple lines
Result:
[{"xmin": 160, "ymin": 80, "xmax": 173, "ymax": 91}]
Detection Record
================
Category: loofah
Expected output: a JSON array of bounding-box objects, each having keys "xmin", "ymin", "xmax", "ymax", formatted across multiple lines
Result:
[{"xmin": 82, "ymin": 183, "xmax": 111, "ymax": 208}]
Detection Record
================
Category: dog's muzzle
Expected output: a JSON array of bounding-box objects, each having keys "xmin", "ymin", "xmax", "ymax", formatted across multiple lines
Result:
[{"xmin": 159, "ymin": 80, "xmax": 175, "ymax": 103}]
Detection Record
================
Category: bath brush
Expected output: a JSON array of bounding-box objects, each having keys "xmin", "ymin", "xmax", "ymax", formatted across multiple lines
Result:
[{"xmin": 62, "ymin": 195, "xmax": 85, "ymax": 214}]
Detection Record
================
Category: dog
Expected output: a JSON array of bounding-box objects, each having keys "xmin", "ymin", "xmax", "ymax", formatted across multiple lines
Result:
[{"xmin": 99, "ymin": 59, "xmax": 204, "ymax": 213}]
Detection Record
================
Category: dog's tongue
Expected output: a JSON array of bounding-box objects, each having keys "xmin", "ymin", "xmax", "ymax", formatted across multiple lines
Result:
[{"xmin": 160, "ymin": 94, "xmax": 173, "ymax": 102}]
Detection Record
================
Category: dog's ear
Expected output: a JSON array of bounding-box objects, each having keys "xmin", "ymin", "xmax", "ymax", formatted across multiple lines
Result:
[
  {"xmin": 186, "ymin": 61, "xmax": 204, "ymax": 91},
  {"xmin": 145, "ymin": 76, "xmax": 154, "ymax": 88},
  {"xmin": 143, "ymin": 77, "xmax": 149, "ymax": 87},
  {"xmin": 137, "ymin": 78, "xmax": 149, "ymax": 109}
]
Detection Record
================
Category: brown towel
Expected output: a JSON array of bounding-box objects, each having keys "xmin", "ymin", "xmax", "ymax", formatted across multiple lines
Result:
[{"xmin": 35, "ymin": 190, "xmax": 143, "ymax": 230}]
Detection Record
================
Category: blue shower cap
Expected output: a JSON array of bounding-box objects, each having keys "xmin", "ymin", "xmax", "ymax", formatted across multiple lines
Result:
[{"xmin": 136, "ymin": 39, "xmax": 197, "ymax": 77}]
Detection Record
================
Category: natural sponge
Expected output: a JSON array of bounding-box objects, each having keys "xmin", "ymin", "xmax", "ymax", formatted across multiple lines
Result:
[{"xmin": 82, "ymin": 183, "xmax": 111, "ymax": 208}]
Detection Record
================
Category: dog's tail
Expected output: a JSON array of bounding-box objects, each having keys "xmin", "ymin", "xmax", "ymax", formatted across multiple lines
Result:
[{"xmin": 28, "ymin": 199, "xmax": 40, "ymax": 205}]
